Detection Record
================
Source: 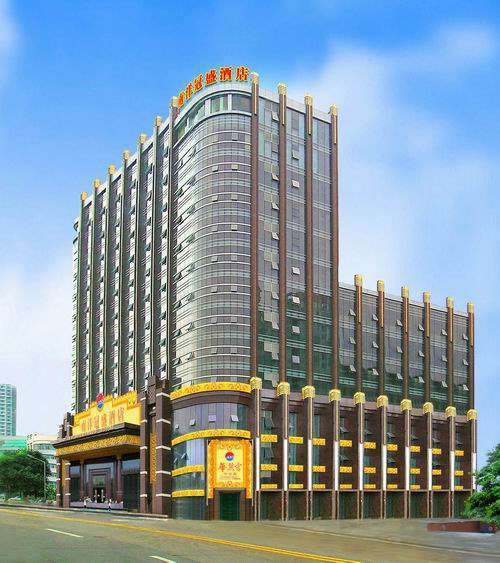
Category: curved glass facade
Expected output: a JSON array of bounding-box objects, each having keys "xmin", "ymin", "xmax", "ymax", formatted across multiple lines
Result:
[{"xmin": 171, "ymin": 92, "xmax": 252, "ymax": 389}]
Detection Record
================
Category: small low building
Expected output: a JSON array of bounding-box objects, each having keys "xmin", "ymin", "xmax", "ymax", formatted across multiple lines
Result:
[{"xmin": 27, "ymin": 433, "xmax": 57, "ymax": 484}]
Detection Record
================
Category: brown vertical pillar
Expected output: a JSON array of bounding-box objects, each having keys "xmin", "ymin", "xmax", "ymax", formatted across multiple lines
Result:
[
  {"xmin": 402, "ymin": 287, "xmax": 410, "ymax": 400},
  {"xmin": 250, "ymin": 376, "xmax": 263, "ymax": 520},
  {"xmin": 423, "ymin": 292, "xmax": 431, "ymax": 403},
  {"xmin": 401, "ymin": 399, "xmax": 412, "ymax": 518},
  {"xmin": 446, "ymin": 297, "xmax": 454, "ymax": 407},
  {"xmin": 63, "ymin": 460, "xmax": 71, "ymax": 508},
  {"xmin": 354, "ymin": 275, "xmax": 363, "ymax": 392},
  {"xmin": 377, "ymin": 281, "xmax": 385, "ymax": 395},
  {"xmin": 305, "ymin": 94, "xmax": 314, "ymax": 388},
  {"xmin": 277, "ymin": 381, "xmax": 290, "ymax": 520},
  {"xmin": 56, "ymin": 459, "xmax": 62, "ymax": 507},
  {"xmin": 278, "ymin": 83, "xmax": 287, "ymax": 393},
  {"xmin": 139, "ymin": 393, "xmax": 150, "ymax": 513},
  {"xmin": 467, "ymin": 302, "xmax": 477, "ymax": 494},
  {"xmin": 423, "ymin": 401, "xmax": 434, "ymax": 517},
  {"xmin": 116, "ymin": 456, "xmax": 123, "ymax": 503},
  {"xmin": 330, "ymin": 105, "xmax": 339, "ymax": 391},
  {"xmin": 303, "ymin": 385, "xmax": 315, "ymax": 519},
  {"xmin": 329, "ymin": 389, "xmax": 341, "ymax": 519},
  {"xmin": 79, "ymin": 459, "xmax": 85, "ymax": 500},
  {"xmin": 154, "ymin": 383, "xmax": 172, "ymax": 515},
  {"xmin": 354, "ymin": 391, "xmax": 365, "ymax": 519},
  {"xmin": 250, "ymin": 72, "xmax": 260, "ymax": 386}
]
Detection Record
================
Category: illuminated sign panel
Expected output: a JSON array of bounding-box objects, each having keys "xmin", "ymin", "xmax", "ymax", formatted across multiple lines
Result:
[
  {"xmin": 178, "ymin": 66, "xmax": 250, "ymax": 108},
  {"xmin": 207, "ymin": 439, "xmax": 252, "ymax": 499},
  {"xmin": 72, "ymin": 391, "xmax": 140, "ymax": 436}
]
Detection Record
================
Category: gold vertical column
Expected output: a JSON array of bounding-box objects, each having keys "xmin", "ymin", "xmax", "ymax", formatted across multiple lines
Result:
[
  {"xmin": 401, "ymin": 398, "xmax": 412, "ymax": 518},
  {"xmin": 423, "ymin": 401, "xmax": 434, "ymax": 517},
  {"xmin": 446, "ymin": 405, "xmax": 457, "ymax": 517},
  {"xmin": 302, "ymin": 385, "xmax": 315, "ymax": 519},
  {"xmin": 329, "ymin": 388, "xmax": 341, "ymax": 519},
  {"xmin": 277, "ymin": 381, "xmax": 290, "ymax": 520},
  {"xmin": 250, "ymin": 376, "xmax": 263, "ymax": 520}
]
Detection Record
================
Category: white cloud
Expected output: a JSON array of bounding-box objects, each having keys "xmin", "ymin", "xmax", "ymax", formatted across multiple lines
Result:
[
  {"xmin": 290, "ymin": 23, "xmax": 500, "ymax": 466},
  {"xmin": 0, "ymin": 0, "xmax": 18, "ymax": 89},
  {"xmin": 0, "ymin": 260, "xmax": 72, "ymax": 437}
]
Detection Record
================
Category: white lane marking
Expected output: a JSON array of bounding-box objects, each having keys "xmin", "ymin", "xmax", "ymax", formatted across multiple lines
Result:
[
  {"xmin": 150, "ymin": 556, "xmax": 176, "ymax": 563},
  {"xmin": 46, "ymin": 528, "xmax": 83, "ymax": 538}
]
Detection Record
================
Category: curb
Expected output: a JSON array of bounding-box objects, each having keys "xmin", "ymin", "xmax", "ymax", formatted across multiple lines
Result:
[{"xmin": 0, "ymin": 502, "xmax": 169, "ymax": 520}]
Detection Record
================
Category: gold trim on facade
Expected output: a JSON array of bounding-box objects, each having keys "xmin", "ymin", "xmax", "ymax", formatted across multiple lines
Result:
[
  {"xmin": 276, "ymin": 381, "xmax": 290, "ymax": 397},
  {"xmin": 261, "ymin": 434, "xmax": 278, "ymax": 443},
  {"xmin": 423, "ymin": 402, "xmax": 434, "ymax": 414},
  {"xmin": 467, "ymin": 408, "xmax": 478, "ymax": 421},
  {"xmin": 250, "ymin": 376, "xmax": 262, "ymax": 390},
  {"xmin": 171, "ymin": 428, "xmax": 251, "ymax": 446},
  {"xmin": 400, "ymin": 399, "xmax": 412, "ymax": 411},
  {"xmin": 354, "ymin": 391, "xmax": 365, "ymax": 405},
  {"xmin": 172, "ymin": 489, "xmax": 205, "ymax": 498},
  {"xmin": 170, "ymin": 382, "xmax": 251, "ymax": 401},
  {"xmin": 289, "ymin": 436, "xmax": 304, "ymax": 444},
  {"xmin": 55, "ymin": 434, "xmax": 140, "ymax": 457},
  {"xmin": 445, "ymin": 406, "xmax": 457, "ymax": 418},
  {"xmin": 301, "ymin": 385, "xmax": 315, "ymax": 399},
  {"xmin": 376, "ymin": 395, "xmax": 388, "ymax": 408},
  {"xmin": 172, "ymin": 464, "xmax": 205, "ymax": 477}
]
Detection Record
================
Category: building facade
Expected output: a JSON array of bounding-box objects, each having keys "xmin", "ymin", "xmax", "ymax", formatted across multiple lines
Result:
[
  {"xmin": 54, "ymin": 67, "xmax": 477, "ymax": 520},
  {"xmin": 27, "ymin": 433, "xmax": 57, "ymax": 484},
  {"xmin": 0, "ymin": 384, "xmax": 16, "ymax": 437},
  {"xmin": 0, "ymin": 436, "xmax": 26, "ymax": 456}
]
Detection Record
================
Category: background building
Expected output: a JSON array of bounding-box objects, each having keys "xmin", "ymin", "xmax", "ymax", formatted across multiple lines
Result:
[
  {"xmin": 0, "ymin": 384, "xmax": 16, "ymax": 437},
  {"xmin": 27, "ymin": 433, "xmax": 57, "ymax": 484},
  {"xmin": 0, "ymin": 435, "xmax": 26, "ymax": 457},
  {"xmin": 55, "ymin": 68, "xmax": 477, "ymax": 521}
]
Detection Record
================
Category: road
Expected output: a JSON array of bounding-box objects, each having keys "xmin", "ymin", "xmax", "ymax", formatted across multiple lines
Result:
[{"xmin": 0, "ymin": 506, "xmax": 499, "ymax": 562}]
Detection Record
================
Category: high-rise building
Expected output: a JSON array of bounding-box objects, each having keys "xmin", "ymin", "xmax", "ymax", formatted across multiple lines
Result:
[
  {"xmin": 55, "ymin": 67, "xmax": 477, "ymax": 520},
  {"xmin": 0, "ymin": 384, "xmax": 16, "ymax": 436},
  {"xmin": 27, "ymin": 433, "xmax": 57, "ymax": 484}
]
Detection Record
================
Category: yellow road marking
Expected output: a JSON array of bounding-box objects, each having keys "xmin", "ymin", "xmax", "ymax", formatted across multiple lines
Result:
[{"xmin": 0, "ymin": 508, "xmax": 358, "ymax": 562}]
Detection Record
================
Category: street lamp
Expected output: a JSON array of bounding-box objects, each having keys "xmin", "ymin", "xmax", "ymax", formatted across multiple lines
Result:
[{"xmin": 26, "ymin": 454, "xmax": 47, "ymax": 503}]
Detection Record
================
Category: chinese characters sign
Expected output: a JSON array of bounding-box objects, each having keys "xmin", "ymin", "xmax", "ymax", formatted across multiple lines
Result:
[
  {"xmin": 178, "ymin": 66, "xmax": 250, "ymax": 109},
  {"xmin": 207, "ymin": 439, "xmax": 252, "ymax": 499},
  {"xmin": 72, "ymin": 391, "xmax": 140, "ymax": 437}
]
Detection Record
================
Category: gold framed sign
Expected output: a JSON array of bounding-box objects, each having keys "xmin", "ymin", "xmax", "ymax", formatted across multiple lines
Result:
[{"xmin": 207, "ymin": 439, "xmax": 252, "ymax": 499}]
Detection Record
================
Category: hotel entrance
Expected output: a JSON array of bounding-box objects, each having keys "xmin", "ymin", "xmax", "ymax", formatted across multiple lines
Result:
[{"xmin": 219, "ymin": 492, "xmax": 240, "ymax": 520}]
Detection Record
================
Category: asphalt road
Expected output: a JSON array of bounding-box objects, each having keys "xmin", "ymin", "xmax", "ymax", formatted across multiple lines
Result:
[{"xmin": 0, "ymin": 506, "xmax": 499, "ymax": 562}]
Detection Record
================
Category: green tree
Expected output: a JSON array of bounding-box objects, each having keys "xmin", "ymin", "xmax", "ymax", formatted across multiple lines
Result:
[
  {"xmin": 464, "ymin": 444, "xmax": 500, "ymax": 526},
  {"xmin": 0, "ymin": 449, "xmax": 48, "ymax": 499}
]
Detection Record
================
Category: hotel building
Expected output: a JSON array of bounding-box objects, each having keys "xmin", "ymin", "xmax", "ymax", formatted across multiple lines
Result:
[
  {"xmin": 0, "ymin": 384, "xmax": 17, "ymax": 437},
  {"xmin": 54, "ymin": 67, "xmax": 477, "ymax": 520}
]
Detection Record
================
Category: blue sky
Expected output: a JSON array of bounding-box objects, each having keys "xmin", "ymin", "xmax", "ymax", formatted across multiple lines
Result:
[{"xmin": 0, "ymin": 0, "xmax": 498, "ymax": 467}]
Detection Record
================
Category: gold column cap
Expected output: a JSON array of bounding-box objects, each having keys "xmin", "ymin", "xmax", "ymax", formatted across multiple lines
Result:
[
  {"xmin": 276, "ymin": 381, "xmax": 290, "ymax": 397},
  {"xmin": 377, "ymin": 395, "xmax": 388, "ymax": 408},
  {"xmin": 354, "ymin": 391, "xmax": 365, "ymax": 405},
  {"xmin": 80, "ymin": 192, "xmax": 88, "ymax": 202},
  {"xmin": 401, "ymin": 286, "xmax": 409, "ymax": 299},
  {"xmin": 302, "ymin": 385, "xmax": 315, "ymax": 400},
  {"xmin": 93, "ymin": 179, "xmax": 101, "ymax": 189},
  {"xmin": 123, "ymin": 150, "xmax": 130, "ymax": 161},
  {"xmin": 377, "ymin": 280, "xmax": 385, "ymax": 292},
  {"xmin": 138, "ymin": 133, "xmax": 147, "ymax": 145},
  {"xmin": 304, "ymin": 93, "xmax": 313, "ymax": 106},
  {"xmin": 467, "ymin": 408, "xmax": 477, "ymax": 421},
  {"xmin": 155, "ymin": 116, "xmax": 162, "ymax": 127},
  {"xmin": 278, "ymin": 83, "xmax": 287, "ymax": 95},
  {"xmin": 108, "ymin": 164, "xmax": 116, "ymax": 175},
  {"xmin": 330, "ymin": 104, "xmax": 338, "ymax": 116},
  {"xmin": 467, "ymin": 302, "xmax": 474, "ymax": 314},
  {"xmin": 249, "ymin": 376, "xmax": 262, "ymax": 391},
  {"xmin": 171, "ymin": 96, "xmax": 179, "ymax": 109},
  {"xmin": 447, "ymin": 297, "xmax": 454, "ymax": 308},
  {"xmin": 445, "ymin": 406, "xmax": 457, "ymax": 418},
  {"xmin": 354, "ymin": 274, "xmax": 363, "ymax": 287},
  {"xmin": 400, "ymin": 399, "xmax": 412, "ymax": 412},
  {"xmin": 423, "ymin": 402, "xmax": 434, "ymax": 414},
  {"xmin": 251, "ymin": 71, "xmax": 259, "ymax": 85},
  {"xmin": 423, "ymin": 291, "xmax": 430, "ymax": 304},
  {"xmin": 328, "ymin": 389, "xmax": 341, "ymax": 402}
]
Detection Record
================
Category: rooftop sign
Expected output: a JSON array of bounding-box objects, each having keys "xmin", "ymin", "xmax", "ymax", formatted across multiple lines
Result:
[{"xmin": 178, "ymin": 66, "xmax": 250, "ymax": 108}]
